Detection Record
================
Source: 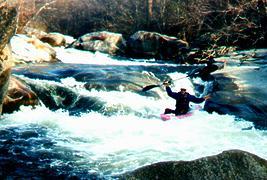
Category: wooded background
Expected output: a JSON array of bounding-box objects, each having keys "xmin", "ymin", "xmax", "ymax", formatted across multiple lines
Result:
[{"xmin": 10, "ymin": 0, "xmax": 267, "ymax": 48}]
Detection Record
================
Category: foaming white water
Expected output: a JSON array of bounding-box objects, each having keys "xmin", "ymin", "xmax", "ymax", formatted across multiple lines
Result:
[
  {"xmin": 1, "ymin": 97, "xmax": 267, "ymax": 175},
  {"xmin": 55, "ymin": 47, "xmax": 183, "ymax": 66}
]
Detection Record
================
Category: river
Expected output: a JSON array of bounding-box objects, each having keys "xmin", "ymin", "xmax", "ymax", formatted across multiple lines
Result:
[{"xmin": 0, "ymin": 47, "xmax": 266, "ymax": 179}]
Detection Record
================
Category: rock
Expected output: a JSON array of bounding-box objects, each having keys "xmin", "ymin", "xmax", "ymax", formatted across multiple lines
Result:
[
  {"xmin": 2, "ymin": 76, "xmax": 39, "ymax": 114},
  {"xmin": 0, "ymin": 67, "xmax": 11, "ymax": 114},
  {"xmin": 0, "ymin": 2, "xmax": 18, "ymax": 52},
  {"xmin": 10, "ymin": 34, "xmax": 58, "ymax": 64},
  {"xmin": 70, "ymin": 31, "xmax": 126, "ymax": 55},
  {"xmin": 24, "ymin": 27, "xmax": 75, "ymax": 46},
  {"xmin": 23, "ymin": 27, "xmax": 48, "ymax": 40},
  {"xmin": 121, "ymin": 150, "xmax": 267, "ymax": 180},
  {"xmin": 39, "ymin": 33, "xmax": 66, "ymax": 47},
  {"xmin": 0, "ymin": 1, "xmax": 18, "ymax": 113},
  {"xmin": 127, "ymin": 31, "xmax": 189, "ymax": 61}
]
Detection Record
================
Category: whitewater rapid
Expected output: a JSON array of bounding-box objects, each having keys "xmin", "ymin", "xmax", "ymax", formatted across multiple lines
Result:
[
  {"xmin": 1, "ymin": 46, "xmax": 267, "ymax": 178},
  {"xmin": 2, "ymin": 96, "xmax": 266, "ymax": 176},
  {"xmin": 2, "ymin": 76, "xmax": 267, "ymax": 177}
]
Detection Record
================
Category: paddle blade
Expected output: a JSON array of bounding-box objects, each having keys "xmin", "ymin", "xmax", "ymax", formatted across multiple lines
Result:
[{"xmin": 142, "ymin": 84, "xmax": 161, "ymax": 92}]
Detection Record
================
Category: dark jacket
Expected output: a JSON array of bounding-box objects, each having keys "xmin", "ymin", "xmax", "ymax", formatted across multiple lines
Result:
[{"xmin": 166, "ymin": 86, "xmax": 205, "ymax": 114}]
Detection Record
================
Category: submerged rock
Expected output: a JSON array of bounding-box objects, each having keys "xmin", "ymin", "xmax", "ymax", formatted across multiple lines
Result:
[{"xmin": 121, "ymin": 150, "xmax": 267, "ymax": 180}]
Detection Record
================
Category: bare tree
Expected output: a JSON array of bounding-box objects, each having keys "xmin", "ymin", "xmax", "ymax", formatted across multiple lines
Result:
[{"xmin": 14, "ymin": 0, "xmax": 266, "ymax": 48}]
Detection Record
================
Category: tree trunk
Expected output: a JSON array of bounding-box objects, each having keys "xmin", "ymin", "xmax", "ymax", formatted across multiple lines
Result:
[
  {"xmin": 146, "ymin": 0, "xmax": 153, "ymax": 26},
  {"xmin": 160, "ymin": 0, "xmax": 166, "ymax": 28}
]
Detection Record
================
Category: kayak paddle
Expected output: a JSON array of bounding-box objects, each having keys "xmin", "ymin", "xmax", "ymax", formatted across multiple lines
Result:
[
  {"xmin": 142, "ymin": 84, "xmax": 161, "ymax": 92},
  {"xmin": 142, "ymin": 76, "xmax": 189, "ymax": 92}
]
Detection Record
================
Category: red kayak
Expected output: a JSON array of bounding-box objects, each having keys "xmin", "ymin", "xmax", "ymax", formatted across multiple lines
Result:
[{"xmin": 160, "ymin": 105, "xmax": 202, "ymax": 121}]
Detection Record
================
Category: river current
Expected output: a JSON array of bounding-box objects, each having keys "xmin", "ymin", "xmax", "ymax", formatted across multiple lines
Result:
[{"xmin": 1, "ymin": 47, "xmax": 266, "ymax": 179}]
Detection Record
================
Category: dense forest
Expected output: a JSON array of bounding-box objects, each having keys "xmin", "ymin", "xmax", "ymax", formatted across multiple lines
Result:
[{"xmin": 12, "ymin": 0, "xmax": 267, "ymax": 49}]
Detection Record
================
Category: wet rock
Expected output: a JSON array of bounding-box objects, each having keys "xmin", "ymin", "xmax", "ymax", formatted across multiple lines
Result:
[
  {"xmin": 3, "ymin": 76, "xmax": 39, "ymax": 114},
  {"xmin": 0, "ymin": 2, "xmax": 18, "ymax": 114},
  {"xmin": 28, "ymin": 82, "xmax": 78, "ymax": 111},
  {"xmin": 0, "ymin": 67, "xmax": 11, "ymax": 114},
  {"xmin": 127, "ymin": 31, "xmax": 189, "ymax": 61},
  {"xmin": 122, "ymin": 150, "xmax": 267, "ymax": 180}
]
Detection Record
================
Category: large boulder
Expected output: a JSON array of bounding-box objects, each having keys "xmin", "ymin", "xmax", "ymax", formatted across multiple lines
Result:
[
  {"xmin": 24, "ymin": 27, "xmax": 75, "ymax": 47},
  {"xmin": 0, "ymin": 1, "xmax": 18, "ymax": 113},
  {"xmin": 70, "ymin": 31, "xmax": 126, "ymax": 55},
  {"xmin": 0, "ymin": 1, "xmax": 17, "ymax": 52},
  {"xmin": 3, "ymin": 76, "xmax": 39, "ymax": 114},
  {"xmin": 127, "ymin": 31, "xmax": 189, "ymax": 61},
  {"xmin": 122, "ymin": 150, "xmax": 267, "ymax": 179}
]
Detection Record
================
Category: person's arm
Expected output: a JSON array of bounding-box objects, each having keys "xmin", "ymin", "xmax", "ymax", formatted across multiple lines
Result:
[{"xmin": 163, "ymin": 81, "xmax": 178, "ymax": 99}]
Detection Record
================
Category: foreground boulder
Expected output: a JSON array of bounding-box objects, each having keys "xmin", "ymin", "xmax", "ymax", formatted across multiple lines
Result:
[
  {"xmin": 70, "ymin": 31, "xmax": 126, "ymax": 55},
  {"xmin": 122, "ymin": 150, "xmax": 267, "ymax": 179},
  {"xmin": 3, "ymin": 76, "xmax": 39, "ymax": 113},
  {"xmin": 0, "ymin": 2, "xmax": 18, "ymax": 113},
  {"xmin": 127, "ymin": 31, "xmax": 189, "ymax": 61}
]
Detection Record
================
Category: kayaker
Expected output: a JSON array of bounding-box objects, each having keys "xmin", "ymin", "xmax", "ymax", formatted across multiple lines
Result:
[
  {"xmin": 188, "ymin": 56, "xmax": 219, "ymax": 81},
  {"xmin": 163, "ymin": 82, "xmax": 210, "ymax": 115}
]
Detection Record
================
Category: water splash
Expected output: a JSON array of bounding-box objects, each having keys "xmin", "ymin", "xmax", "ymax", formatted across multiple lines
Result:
[{"xmin": 1, "ymin": 96, "xmax": 266, "ymax": 176}]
